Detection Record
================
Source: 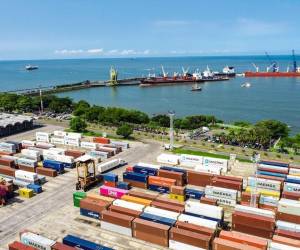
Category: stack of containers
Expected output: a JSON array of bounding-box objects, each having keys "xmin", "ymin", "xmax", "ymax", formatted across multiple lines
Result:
[
  {"xmin": 21, "ymin": 149, "xmax": 41, "ymax": 161},
  {"xmin": 14, "ymin": 170, "xmax": 39, "ymax": 186},
  {"xmin": 153, "ymin": 196, "xmax": 185, "ymax": 213},
  {"xmin": 276, "ymin": 199, "xmax": 300, "ymax": 233},
  {"xmin": 187, "ymin": 170, "xmax": 213, "ymax": 187},
  {"xmin": 123, "ymin": 171, "xmax": 148, "ymax": 188},
  {"xmin": 148, "ymin": 176, "xmax": 176, "ymax": 193},
  {"xmin": 16, "ymin": 158, "xmax": 37, "ymax": 173},
  {"xmin": 240, "ymin": 191, "xmax": 260, "ymax": 207},
  {"xmin": 42, "ymin": 159, "xmax": 64, "ymax": 174},
  {"xmin": 116, "ymin": 181, "xmax": 131, "ymax": 190},
  {"xmin": 21, "ymin": 140, "xmax": 36, "ymax": 149},
  {"xmin": 79, "ymin": 196, "xmax": 112, "ymax": 220},
  {"xmin": 246, "ymin": 176, "xmax": 282, "ymax": 211},
  {"xmin": 5, "ymin": 141, "xmax": 22, "ymax": 153},
  {"xmin": 36, "ymin": 132, "xmax": 50, "ymax": 143},
  {"xmin": 257, "ymin": 160, "xmax": 289, "ymax": 179},
  {"xmin": 111, "ymin": 199, "xmax": 145, "ymax": 217},
  {"xmin": 211, "ymin": 175, "xmax": 243, "ymax": 194},
  {"xmin": 179, "ymin": 154, "xmax": 203, "ymax": 168},
  {"xmin": 0, "ymin": 156, "xmax": 16, "ymax": 168},
  {"xmin": 202, "ymin": 157, "xmax": 228, "ymax": 174},
  {"xmin": 185, "ymin": 186, "xmax": 204, "ymax": 200},
  {"xmin": 0, "ymin": 142, "xmax": 17, "ymax": 154},
  {"xmin": 64, "ymin": 133, "xmax": 81, "ymax": 147},
  {"xmin": 283, "ymin": 174, "xmax": 300, "ymax": 200},
  {"xmin": 140, "ymin": 206, "xmax": 179, "ymax": 227},
  {"xmin": 169, "ymin": 185, "xmax": 186, "ymax": 202},
  {"xmin": 212, "ymin": 230, "xmax": 268, "ymax": 250},
  {"xmin": 103, "ymin": 173, "xmax": 118, "ymax": 187},
  {"xmin": 204, "ymin": 185, "xmax": 238, "ymax": 206},
  {"xmin": 232, "ymin": 205, "xmax": 276, "ymax": 239},
  {"xmin": 184, "ymin": 200, "xmax": 224, "ymax": 225}
]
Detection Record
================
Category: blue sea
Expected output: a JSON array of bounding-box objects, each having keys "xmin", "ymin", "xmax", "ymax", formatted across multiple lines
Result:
[{"xmin": 0, "ymin": 56, "xmax": 300, "ymax": 134}]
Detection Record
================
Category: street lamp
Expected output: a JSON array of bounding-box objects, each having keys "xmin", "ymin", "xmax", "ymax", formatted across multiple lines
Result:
[
  {"xmin": 168, "ymin": 111, "xmax": 175, "ymax": 150},
  {"xmin": 250, "ymin": 152, "xmax": 260, "ymax": 207}
]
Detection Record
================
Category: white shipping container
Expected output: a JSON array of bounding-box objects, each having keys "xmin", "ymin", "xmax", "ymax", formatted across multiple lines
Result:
[
  {"xmin": 259, "ymin": 195, "xmax": 279, "ymax": 206},
  {"xmin": 67, "ymin": 132, "xmax": 82, "ymax": 139},
  {"xmin": 144, "ymin": 206, "xmax": 180, "ymax": 220},
  {"xmin": 278, "ymin": 199, "xmax": 300, "ymax": 216},
  {"xmin": 284, "ymin": 182, "xmax": 300, "ymax": 193},
  {"xmin": 36, "ymin": 132, "xmax": 50, "ymax": 143},
  {"xmin": 15, "ymin": 170, "xmax": 38, "ymax": 182},
  {"xmin": 157, "ymin": 154, "xmax": 180, "ymax": 166},
  {"xmin": 234, "ymin": 205, "xmax": 275, "ymax": 218},
  {"xmin": 99, "ymin": 146, "xmax": 117, "ymax": 154},
  {"xmin": 247, "ymin": 176, "xmax": 281, "ymax": 191},
  {"xmin": 289, "ymin": 168, "xmax": 300, "ymax": 176},
  {"xmin": 111, "ymin": 141, "xmax": 129, "ymax": 149},
  {"xmin": 53, "ymin": 130, "xmax": 67, "ymax": 137},
  {"xmin": 258, "ymin": 164, "xmax": 289, "ymax": 171},
  {"xmin": 113, "ymin": 199, "xmax": 145, "ymax": 211},
  {"xmin": 21, "ymin": 149, "xmax": 41, "ymax": 159},
  {"xmin": 185, "ymin": 200, "xmax": 223, "ymax": 220},
  {"xmin": 97, "ymin": 158, "xmax": 125, "ymax": 173},
  {"xmin": 276, "ymin": 220, "xmax": 300, "ymax": 233},
  {"xmin": 137, "ymin": 162, "xmax": 161, "ymax": 169},
  {"xmin": 16, "ymin": 158, "xmax": 37, "ymax": 168},
  {"xmin": 287, "ymin": 175, "xmax": 300, "ymax": 181},
  {"xmin": 48, "ymin": 147, "xmax": 65, "ymax": 155},
  {"xmin": 80, "ymin": 141, "xmax": 98, "ymax": 149},
  {"xmin": 21, "ymin": 232, "xmax": 55, "ymax": 250},
  {"xmin": 203, "ymin": 157, "xmax": 228, "ymax": 173},
  {"xmin": 101, "ymin": 221, "xmax": 132, "ymax": 236},
  {"xmin": 64, "ymin": 136, "xmax": 80, "ymax": 147},
  {"xmin": 177, "ymin": 214, "xmax": 218, "ymax": 230},
  {"xmin": 13, "ymin": 179, "xmax": 32, "ymax": 186},
  {"xmin": 21, "ymin": 140, "xmax": 36, "ymax": 147},
  {"xmin": 88, "ymin": 150, "xmax": 109, "ymax": 160},
  {"xmin": 205, "ymin": 186, "xmax": 237, "ymax": 200},
  {"xmin": 194, "ymin": 165, "xmax": 221, "ymax": 175},
  {"xmin": 169, "ymin": 240, "xmax": 206, "ymax": 250},
  {"xmin": 1, "ymin": 155, "xmax": 18, "ymax": 163},
  {"xmin": 180, "ymin": 154, "xmax": 203, "ymax": 166},
  {"xmin": 205, "ymin": 195, "xmax": 236, "ymax": 206},
  {"xmin": 0, "ymin": 142, "xmax": 16, "ymax": 153},
  {"xmin": 36, "ymin": 142, "xmax": 55, "ymax": 148},
  {"xmin": 50, "ymin": 137, "xmax": 65, "ymax": 145},
  {"xmin": 268, "ymin": 242, "xmax": 299, "ymax": 250}
]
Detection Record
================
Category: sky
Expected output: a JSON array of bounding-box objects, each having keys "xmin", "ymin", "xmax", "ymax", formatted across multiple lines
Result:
[{"xmin": 0, "ymin": 0, "xmax": 300, "ymax": 60}]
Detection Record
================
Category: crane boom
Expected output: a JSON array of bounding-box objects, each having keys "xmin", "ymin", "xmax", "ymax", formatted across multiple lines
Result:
[
  {"xmin": 292, "ymin": 50, "xmax": 297, "ymax": 72},
  {"xmin": 265, "ymin": 52, "xmax": 278, "ymax": 72}
]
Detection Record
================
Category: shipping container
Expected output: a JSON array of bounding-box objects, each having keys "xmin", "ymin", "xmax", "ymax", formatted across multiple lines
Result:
[
  {"xmin": 187, "ymin": 171, "xmax": 213, "ymax": 187},
  {"xmin": 8, "ymin": 241, "xmax": 37, "ymax": 250},
  {"xmin": 148, "ymin": 176, "xmax": 176, "ymax": 187},
  {"xmin": 80, "ymin": 141, "xmax": 98, "ymax": 150},
  {"xmin": 268, "ymin": 242, "xmax": 299, "ymax": 250},
  {"xmin": 154, "ymin": 196, "xmax": 185, "ymax": 208},
  {"xmin": 157, "ymin": 154, "xmax": 180, "ymax": 165},
  {"xmin": 151, "ymin": 201, "xmax": 185, "ymax": 213},
  {"xmin": 259, "ymin": 160, "xmax": 289, "ymax": 168},
  {"xmin": 148, "ymin": 184, "xmax": 169, "ymax": 193},
  {"xmin": 140, "ymin": 212, "xmax": 176, "ymax": 226},
  {"xmin": 97, "ymin": 158, "xmax": 125, "ymax": 173},
  {"xmin": 175, "ymin": 221, "xmax": 215, "ymax": 237},
  {"xmin": 127, "ymin": 190, "xmax": 157, "ymax": 200},
  {"xmin": 276, "ymin": 220, "xmax": 300, "ymax": 233},
  {"xmin": 169, "ymin": 193, "xmax": 185, "ymax": 202},
  {"xmin": 62, "ymin": 235, "xmax": 112, "ymax": 250},
  {"xmin": 15, "ymin": 170, "xmax": 38, "ymax": 183},
  {"xmin": 123, "ymin": 172, "xmax": 148, "ymax": 183},
  {"xmin": 111, "ymin": 140, "xmax": 129, "ymax": 149},
  {"xmin": 144, "ymin": 206, "xmax": 180, "ymax": 220},
  {"xmin": 169, "ymin": 240, "xmax": 207, "ymax": 250},
  {"xmin": 179, "ymin": 154, "xmax": 203, "ymax": 167},
  {"xmin": 36, "ymin": 167, "xmax": 57, "ymax": 177},
  {"xmin": 286, "ymin": 175, "xmax": 300, "ymax": 184},
  {"xmin": 177, "ymin": 214, "xmax": 218, "ymax": 230},
  {"xmin": 88, "ymin": 150, "xmax": 108, "ymax": 160},
  {"xmin": 234, "ymin": 205, "xmax": 275, "ymax": 218},
  {"xmin": 133, "ymin": 165, "xmax": 158, "ymax": 176},
  {"xmin": 245, "ymin": 186, "xmax": 280, "ymax": 198},
  {"xmin": 0, "ymin": 142, "xmax": 16, "ymax": 153},
  {"xmin": 20, "ymin": 232, "xmax": 55, "ymax": 250},
  {"xmin": 278, "ymin": 199, "xmax": 300, "ymax": 216},
  {"xmin": 50, "ymin": 137, "xmax": 65, "ymax": 145},
  {"xmin": 256, "ymin": 170, "xmax": 287, "ymax": 178},
  {"xmin": 203, "ymin": 157, "xmax": 228, "ymax": 173},
  {"xmin": 27, "ymin": 184, "xmax": 42, "ymax": 194},
  {"xmin": 232, "ymin": 223, "xmax": 274, "ymax": 239},
  {"xmin": 17, "ymin": 158, "xmax": 37, "ymax": 168},
  {"xmin": 248, "ymin": 176, "xmax": 282, "ymax": 191},
  {"xmin": 272, "ymin": 235, "xmax": 300, "ymax": 248},
  {"xmin": 52, "ymin": 242, "xmax": 76, "ymax": 250},
  {"xmin": 204, "ymin": 185, "xmax": 237, "ymax": 200},
  {"xmin": 36, "ymin": 132, "xmax": 50, "ymax": 143},
  {"xmin": 205, "ymin": 195, "xmax": 236, "ymax": 206},
  {"xmin": 121, "ymin": 195, "xmax": 152, "ymax": 206},
  {"xmin": 170, "ymin": 185, "xmax": 185, "ymax": 195},
  {"xmin": 185, "ymin": 188, "xmax": 204, "ymax": 200},
  {"xmin": 194, "ymin": 165, "xmax": 221, "ymax": 175},
  {"xmin": 185, "ymin": 200, "xmax": 224, "ymax": 221},
  {"xmin": 116, "ymin": 181, "xmax": 131, "ymax": 190},
  {"xmin": 80, "ymin": 208, "xmax": 100, "ymax": 219},
  {"xmin": 42, "ymin": 160, "xmax": 64, "ymax": 173},
  {"xmin": 158, "ymin": 169, "xmax": 184, "ymax": 186},
  {"xmin": 103, "ymin": 173, "xmax": 118, "ymax": 182},
  {"xmin": 275, "ymin": 229, "xmax": 300, "ymax": 240},
  {"xmin": 100, "ymin": 185, "xmax": 128, "ymax": 199},
  {"xmin": 213, "ymin": 237, "xmax": 261, "ymax": 250}
]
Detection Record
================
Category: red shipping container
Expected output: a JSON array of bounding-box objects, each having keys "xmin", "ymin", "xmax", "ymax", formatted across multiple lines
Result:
[
  {"xmin": 232, "ymin": 211, "xmax": 275, "ymax": 231},
  {"xmin": 148, "ymin": 176, "xmax": 176, "ymax": 188},
  {"xmin": 256, "ymin": 174, "xmax": 285, "ymax": 182},
  {"xmin": 282, "ymin": 191, "xmax": 300, "ymax": 200},
  {"xmin": 216, "ymin": 175, "xmax": 243, "ymax": 183},
  {"xmin": 104, "ymin": 181, "xmax": 116, "ymax": 188},
  {"xmin": 219, "ymin": 230, "xmax": 268, "ymax": 250},
  {"xmin": 127, "ymin": 190, "xmax": 157, "ymax": 200},
  {"xmin": 257, "ymin": 167, "xmax": 288, "ymax": 174},
  {"xmin": 187, "ymin": 170, "xmax": 213, "ymax": 187},
  {"xmin": 0, "ymin": 165, "xmax": 15, "ymax": 177},
  {"xmin": 126, "ymin": 166, "xmax": 133, "ymax": 172},
  {"xmin": 200, "ymin": 196, "xmax": 218, "ymax": 206},
  {"xmin": 240, "ymin": 201, "xmax": 259, "ymax": 208},
  {"xmin": 0, "ymin": 151, "xmax": 13, "ymax": 156},
  {"xmin": 211, "ymin": 177, "xmax": 242, "ymax": 191},
  {"xmin": 258, "ymin": 203, "xmax": 277, "ymax": 212},
  {"xmin": 8, "ymin": 241, "xmax": 37, "ymax": 250},
  {"xmin": 277, "ymin": 212, "xmax": 300, "ymax": 224},
  {"xmin": 36, "ymin": 167, "xmax": 57, "ymax": 177},
  {"xmin": 154, "ymin": 196, "xmax": 185, "ymax": 208},
  {"xmin": 158, "ymin": 170, "xmax": 185, "ymax": 186},
  {"xmin": 123, "ymin": 179, "xmax": 147, "ymax": 189},
  {"xmin": 52, "ymin": 242, "xmax": 76, "ymax": 250},
  {"xmin": 93, "ymin": 137, "xmax": 110, "ymax": 144},
  {"xmin": 232, "ymin": 223, "xmax": 274, "ymax": 239},
  {"xmin": 65, "ymin": 150, "xmax": 84, "ymax": 158},
  {"xmin": 0, "ymin": 158, "xmax": 15, "ymax": 167},
  {"xmin": 275, "ymin": 229, "xmax": 300, "ymax": 241},
  {"xmin": 213, "ymin": 237, "xmax": 261, "ymax": 250},
  {"xmin": 109, "ymin": 205, "xmax": 142, "ymax": 217},
  {"xmin": 151, "ymin": 200, "xmax": 185, "ymax": 213},
  {"xmin": 175, "ymin": 221, "xmax": 215, "ymax": 237},
  {"xmin": 18, "ymin": 165, "xmax": 36, "ymax": 173},
  {"xmin": 241, "ymin": 192, "xmax": 260, "ymax": 203},
  {"xmin": 272, "ymin": 235, "xmax": 300, "ymax": 248}
]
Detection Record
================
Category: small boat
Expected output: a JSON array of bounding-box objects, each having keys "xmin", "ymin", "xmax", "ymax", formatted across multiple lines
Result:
[
  {"xmin": 25, "ymin": 65, "xmax": 39, "ymax": 71},
  {"xmin": 191, "ymin": 83, "xmax": 202, "ymax": 91},
  {"xmin": 241, "ymin": 82, "xmax": 251, "ymax": 88}
]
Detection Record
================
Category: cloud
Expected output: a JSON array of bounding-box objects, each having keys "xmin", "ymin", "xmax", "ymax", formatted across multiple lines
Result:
[
  {"xmin": 54, "ymin": 49, "xmax": 84, "ymax": 55},
  {"xmin": 87, "ymin": 48, "xmax": 104, "ymax": 54}
]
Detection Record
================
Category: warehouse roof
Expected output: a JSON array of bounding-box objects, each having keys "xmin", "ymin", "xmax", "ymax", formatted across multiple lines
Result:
[{"xmin": 0, "ymin": 113, "xmax": 33, "ymax": 128}]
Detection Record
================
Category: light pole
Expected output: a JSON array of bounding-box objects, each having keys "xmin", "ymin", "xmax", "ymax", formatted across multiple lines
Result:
[
  {"xmin": 168, "ymin": 111, "xmax": 175, "ymax": 150},
  {"xmin": 39, "ymin": 86, "xmax": 44, "ymax": 115},
  {"xmin": 250, "ymin": 152, "xmax": 260, "ymax": 207}
]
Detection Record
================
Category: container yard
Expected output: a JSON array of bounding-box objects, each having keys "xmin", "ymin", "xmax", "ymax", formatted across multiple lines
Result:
[{"xmin": 1, "ymin": 127, "xmax": 300, "ymax": 250}]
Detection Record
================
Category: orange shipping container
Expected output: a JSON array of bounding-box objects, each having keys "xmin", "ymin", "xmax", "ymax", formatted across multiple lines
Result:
[
  {"xmin": 148, "ymin": 176, "xmax": 176, "ymax": 188},
  {"xmin": 219, "ymin": 230, "xmax": 268, "ymax": 250},
  {"xmin": 104, "ymin": 181, "xmax": 116, "ymax": 188},
  {"xmin": 272, "ymin": 235, "xmax": 300, "ymax": 248},
  {"xmin": 93, "ymin": 137, "xmax": 110, "ymax": 144},
  {"xmin": 121, "ymin": 195, "xmax": 152, "ymax": 206},
  {"xmin": 213, "ymin": 238, "xmax": 262, "ymax": 250}
]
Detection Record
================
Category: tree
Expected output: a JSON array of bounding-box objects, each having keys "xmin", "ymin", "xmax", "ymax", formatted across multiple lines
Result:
[
  {"xmin": 116, "ymin": 124, "xmax": 133, "ymax": 138},
  {"xmin": 17, "ymin": 96, "xmax": 34, "ymax": 112},
  {"xmin": 70, "ymin": 117, "xmax": 87, "ymax": 132},
  {"xmin": 255, "ymin": 120, "xmax": 289, "ymax": 139}
]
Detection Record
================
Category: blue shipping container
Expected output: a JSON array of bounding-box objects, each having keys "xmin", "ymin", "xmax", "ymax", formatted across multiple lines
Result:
[
  {"xmin": 123, "ymin": 172, "xmax": 148, "ymax": 183},
  {"xmin": 285, "ymin": 177, "xmax": 300, "ymax": 184},
  {"xmin": 80, "ymin": 208, "xmax": 101, "ymax": 220},
  {"xmin": 185, "ymin": 188, "xmax": 203, "ymax": 200},
  {"xmin": 148, "ymin": 184, "xmax": 169, "ymax": 194},
  {"xmin": 43, "ymin": 159, "xmax": 65, "ymax": 173},
  {"xmin": 103, "ymin": 173, "xmax": 118, "ymax": 182},
  {"xmin": 63, "ymin": 235, "xmax": 113, "ymax": 250},
  {"xmin": 256, "ymin": 170, "xmax": 287, "ymax": 178},
  {"xmin": 27, "ymin": 184, "xmax": 42, "ymax": 194},
  {"xmin": 133, "ymin": 165, "xmax": 158, "ymax": 176},
  {"xmin": 116, "ymin": 181, "xmax": 131, "ymax": 190},
  {"xmin": 140, "ymin": 212, "xmax": 176, "ymax": 226},
  {"xmin": 63, "ymin": 163, "xmax": 75, "ymax": 169},
  {"xmin": 259, "ymin": 160, "xmax": 289, "ymax": 168},
  {"xmin": 160, "ymin": 166, "xmax": 187, "ymax": 174}
]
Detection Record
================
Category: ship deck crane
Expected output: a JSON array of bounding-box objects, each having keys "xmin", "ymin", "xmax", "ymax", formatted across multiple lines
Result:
[{"xmin": 265, "ymin": 52, "xmax": 278, "ymax": 72}]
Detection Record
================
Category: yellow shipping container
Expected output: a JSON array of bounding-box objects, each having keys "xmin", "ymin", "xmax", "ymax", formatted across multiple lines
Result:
[
  {"xmin": 246, "ymin": 186, "xmax": 280, "ymax": 198},
  {"xmin": 121, "ymin": 195, "xmax": 152, "ymax": 206},
  {"xmin": 37, "ymin": 161, "xmax": 43, "ymax": 167},
  {"xmin": 19, "ymin": 188, "xmax": 34, "ymax": 198},
  {"xmin": 169, "ymin": 193, "xmax": 185, "ymax": 202},
  {"xmin": 86, "ymin": 193, "xmax": 115, "ymax": 203}
]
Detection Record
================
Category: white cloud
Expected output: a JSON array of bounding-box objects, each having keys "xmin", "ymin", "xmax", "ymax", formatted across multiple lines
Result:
[
  {"xmin": 87, "ymin": 48, "xmax": 103, "ymax": 54},
  {"xmin": 55, "ymin": 49, "xmax": 84, "ymax": 55}
]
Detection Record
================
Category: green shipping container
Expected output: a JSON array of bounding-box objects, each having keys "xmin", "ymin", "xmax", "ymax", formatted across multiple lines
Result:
[{"xmin": 73, "ymin": 192, "xmax": 86, "ymax": 207}]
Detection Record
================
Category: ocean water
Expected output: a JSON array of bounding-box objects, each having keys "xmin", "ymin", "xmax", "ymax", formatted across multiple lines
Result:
[{"xmin": 0, "ymin": 56, "xmax": 300, "ymax": 133}]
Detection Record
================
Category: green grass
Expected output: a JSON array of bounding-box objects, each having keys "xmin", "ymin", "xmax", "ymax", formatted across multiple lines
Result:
[{"xmin": 172, "ymin": 148, "xmax": 252, "ymax": 163}]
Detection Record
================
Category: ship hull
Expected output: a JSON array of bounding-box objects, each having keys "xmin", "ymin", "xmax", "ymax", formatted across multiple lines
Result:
[
  {"xmin": 140, "ymin": 77, "xmax": 205, "ymax": 86},
  {"xmin": 245, "ymin": 72, "xmax": 300, "ymax": 77}
]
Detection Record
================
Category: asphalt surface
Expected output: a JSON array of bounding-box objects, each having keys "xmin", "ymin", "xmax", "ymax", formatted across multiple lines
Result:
[{"xmin": 0, "ymin": 126, "xmax": 163, "ymax": 249}]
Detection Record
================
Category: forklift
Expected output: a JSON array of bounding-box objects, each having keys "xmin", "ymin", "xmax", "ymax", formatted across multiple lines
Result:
[{"xmin": 75, "ymin": 155, "xmax": 102, "ymax": 192}]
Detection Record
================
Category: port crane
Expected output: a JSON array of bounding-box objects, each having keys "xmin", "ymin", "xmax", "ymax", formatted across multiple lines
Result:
[
  {"xmin": 252, "ymin": 63, "xmax": 259, "ymax": 72},
  {"xmin": 292, "ymin": 49, "xmax": 297, "ymax": 72},
  {"xmin": 265, "ymin": 52, "xmax": 278, "ymax": 72},
  {"xmin": 161, "ymin": 65, "xmax": 168, "ymax": 78}
]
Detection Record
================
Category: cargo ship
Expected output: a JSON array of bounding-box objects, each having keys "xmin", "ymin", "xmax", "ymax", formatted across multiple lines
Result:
[
  {"xmin": 214, "ymin": 66, "xmax": 236, "ymax": 77},
  {"xmin": 244, "ymin": 50, "xmax": 300, "ymax": 77}
]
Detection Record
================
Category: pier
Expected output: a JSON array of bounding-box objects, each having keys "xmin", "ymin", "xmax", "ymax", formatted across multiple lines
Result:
[{"xmin": 3, "ymin": 77, "xmax": 144, "ymax": 96}]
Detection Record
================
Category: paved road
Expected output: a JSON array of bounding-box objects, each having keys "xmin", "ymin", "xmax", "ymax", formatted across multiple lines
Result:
[{"xmin": 0, "ymin": 137, "xmax": 162, "ymax": 248}]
